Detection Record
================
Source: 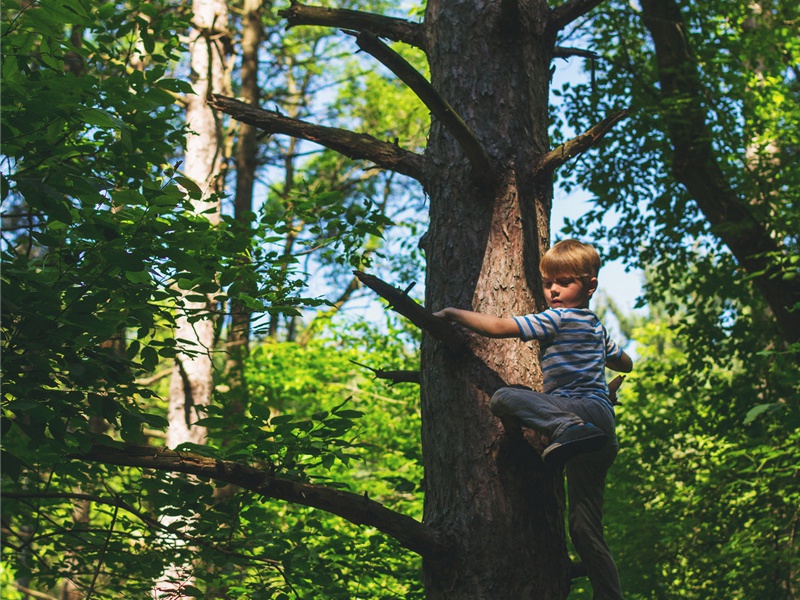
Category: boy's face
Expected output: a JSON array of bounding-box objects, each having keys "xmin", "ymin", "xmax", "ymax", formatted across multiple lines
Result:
[{"xmin": 542, "ymin": 274, "xmax": 597, "ymax": 309}]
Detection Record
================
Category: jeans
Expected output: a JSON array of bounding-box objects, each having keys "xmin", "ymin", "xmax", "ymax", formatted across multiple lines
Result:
[{"xmin": 491, "ymin": 387, "xmax": 624, "ymax": 600}]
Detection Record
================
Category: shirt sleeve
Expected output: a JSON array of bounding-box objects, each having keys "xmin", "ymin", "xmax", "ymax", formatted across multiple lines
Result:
[
  {"xmin": 603, "ymin": 325, "xmax": 624, "ymax": 361},
  {"xmin": 513, "ymin": 309, "xmax": 561, "ymax": 342}
]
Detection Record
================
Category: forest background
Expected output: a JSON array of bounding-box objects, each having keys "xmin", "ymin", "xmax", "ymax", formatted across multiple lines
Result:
[{"xmin": 2, "ymin": 0, "xmax": 798, "ymax": 598}]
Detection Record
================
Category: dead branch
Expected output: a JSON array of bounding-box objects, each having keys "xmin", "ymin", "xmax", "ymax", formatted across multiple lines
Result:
[
  {"xmin": 351, "ymin": 32, "xmax": 494, "ymax": 186},
  {"xmin": 549, "ymin": 0, "xmax": 606, "ymax": 32},
  {"xmin": 353, "ymin": 271, "xmax": 470, "ymax": 355},
  {"xmin": 532, "ymin": 108, "xmax": 629, "ymax": 175},
  {"xmin": 209, "ymin": 94, "xmax": 427, "ymax": 185},
  {"xmin": 553, "ymin": 46, "xmax": 598, "ymax": 60},
  {"xmin": 75, "ymin": 444, "xmax": 444, "ymax": 556},
  {"xmin": 351, "ymin": 360, "xmax": 421, "ymax": 385},
  {"xmin": 280, "ymin": 2, "xmax": 427, "ymax": 52}
]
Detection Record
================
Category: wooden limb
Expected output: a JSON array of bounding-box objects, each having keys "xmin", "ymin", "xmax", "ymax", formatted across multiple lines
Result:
[
  {"xmin": 549, "ymin": 0, "xmax": 606, "ymax": 32},
  {"xmin": 351, "ymin": 360, "xmax": 421, "ymax": 385},
  {"xmin": 351, "ymin": 32, "xmax": 494, "ymax": 185},
  {"xmin": 76, "ymin": 444, "xmax": 444, "ymax": 557},
  {"xmin": 553, "ymin": 46, "xmax": 598, "ymax": 60},
  {"xmin": 533, "ymin": 108, "xmax": 629, "ymax": 175},
  {"xmin": 354, "ymin": 271, "xmax": 470, "ymax": 355},
  {"xmin": 279, "ymin": 2, "xmax": 428, "ymax": 53},
  {"xmin": 209, "ymin": 94, "xmax": 427, "ymax": 185}
]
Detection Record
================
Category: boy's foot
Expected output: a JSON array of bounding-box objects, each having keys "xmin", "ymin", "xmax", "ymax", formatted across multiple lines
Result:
[{"xmin": 542, "ymin": 423, "xmax": 607, "ymax": 467}]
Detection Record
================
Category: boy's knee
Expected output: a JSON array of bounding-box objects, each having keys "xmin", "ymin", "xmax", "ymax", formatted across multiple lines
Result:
[{"xmin": 490, "ymin": 388, "xmax": 513, "ymax": 416}]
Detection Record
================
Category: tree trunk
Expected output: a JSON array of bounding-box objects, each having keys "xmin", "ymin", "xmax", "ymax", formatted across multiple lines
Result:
[
  {"xmin": 224, "ymin": 0, "xmax": 263, "ymax": 415},
  {"xmin": 158, "ymin": 0, "xmax": 229, "ymax": 596},
  {"xmin": 166, "ymin": 0, "xmax": 229, "ymax": 451},
  {"xmin": 420, "ymin": 1, "xmax": 569, "ymax": 597}
]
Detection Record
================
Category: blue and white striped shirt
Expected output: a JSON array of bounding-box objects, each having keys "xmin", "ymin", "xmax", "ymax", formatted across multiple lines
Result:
[{"xmin": 513, "ymin": 308, "xmax": 623, "ymax": 410}]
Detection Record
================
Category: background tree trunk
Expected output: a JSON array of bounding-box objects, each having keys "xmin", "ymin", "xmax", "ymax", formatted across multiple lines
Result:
[
  {"xmin": 420, "ymin": 1, "xmax": 570, "ymax": 597},
  {"xmin": 158, "ymin": 0, "xmax": 230, "ymax": 597},
  {"xmin": 223, "ymin": 0, "xmax": 263, "ymax": 415}
]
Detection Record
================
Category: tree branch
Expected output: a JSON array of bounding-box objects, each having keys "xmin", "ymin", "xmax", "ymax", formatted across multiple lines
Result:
[
  {"xmin": 353, "ymin": 271, "xmax": 470, "ymax": 355},
  {"xmin": 351, "ymin": 360, "xmax": 421, "ymax": 385},
  {"xmin": 549, "ymin": 0, "xmax": 606, "ymax": 32},
  {"xmin": 279, "ymin": 2, "xmax": 428, "ymax": 53},
  {"xmin": 75, "ymin": 445, "xmax": 444, "ymax": 556},
  {"xmin": 532, "ymin": 108, "xmax": 629, "ymax": 175},
  {"xmin": 350, "ymin": 32, "xmax": 494, "ymax": 185},
  {"xmin": 209, "ymin": 94, "xmax": 427, "ymax": 185},
  {"xmin": 553, "ymin": 46, "xmax": 598, "ymax": 60}
]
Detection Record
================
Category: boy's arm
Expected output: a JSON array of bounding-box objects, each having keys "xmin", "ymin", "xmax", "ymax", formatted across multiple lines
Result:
[
  {"xmin": 433, "ymin": 307, "xmax": 521, "ymax": 339},
  {"xmin": 606, "ymin": 350, "xmax": 633, "ymax": 373}
]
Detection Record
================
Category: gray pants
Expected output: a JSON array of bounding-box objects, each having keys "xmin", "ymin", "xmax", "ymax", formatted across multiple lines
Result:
[{"xmin": 491, "ymin": 387, "xmax": 624, "ymax": 600}]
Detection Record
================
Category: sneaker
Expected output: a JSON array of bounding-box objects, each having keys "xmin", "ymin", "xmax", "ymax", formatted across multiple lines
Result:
[{"xmin": 542, "ymin": 422, "xmax": 607, "ymax": 466}]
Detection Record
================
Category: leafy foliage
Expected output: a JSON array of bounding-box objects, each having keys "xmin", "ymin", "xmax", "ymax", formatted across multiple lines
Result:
[
  {"xmin": 554, "ymin": 0, "xmax": 799, "ymax": 338},
  {"xmin": 602, "ymin": 318, "xmax": 799, "ymax": 599}
]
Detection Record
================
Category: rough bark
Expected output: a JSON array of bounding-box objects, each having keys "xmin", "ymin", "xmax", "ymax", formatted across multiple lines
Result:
[
  {"xmin": 418, "ymin": 1, "xmax": 569, "ymax": 597},
  {"xmin": 640, "ymin": 0, "xmax": 800, "ymax": 345}
]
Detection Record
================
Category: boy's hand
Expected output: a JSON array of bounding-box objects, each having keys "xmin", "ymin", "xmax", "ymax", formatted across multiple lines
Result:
[{"xmin": 608, "ymin": 375, "xmax": 625, "ymax": 405}]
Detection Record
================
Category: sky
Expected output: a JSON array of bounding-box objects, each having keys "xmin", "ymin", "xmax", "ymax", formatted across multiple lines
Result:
[
  {"xmin": 549, "ymin": 55, "xmax": 646, "ymax": 322},
  {"xmin": 550, "ymin": 187, "xmax": 645, "ymax": 317}
]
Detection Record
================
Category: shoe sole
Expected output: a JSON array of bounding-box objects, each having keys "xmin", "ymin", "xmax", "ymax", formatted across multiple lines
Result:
[{"xmin": 542, "ymin": 433, "xmax": 607, "ymax": 467}]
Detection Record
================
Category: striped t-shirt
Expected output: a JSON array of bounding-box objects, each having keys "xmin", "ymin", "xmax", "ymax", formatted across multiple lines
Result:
[{"xmin": 513, "ymin": 308, "xmax": 623, "ymax": 410}]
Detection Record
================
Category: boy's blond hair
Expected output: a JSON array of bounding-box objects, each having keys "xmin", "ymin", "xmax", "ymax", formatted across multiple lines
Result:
[{"xmin": 540, "ymin": 239, "xmax": 601, "ymax": 281}]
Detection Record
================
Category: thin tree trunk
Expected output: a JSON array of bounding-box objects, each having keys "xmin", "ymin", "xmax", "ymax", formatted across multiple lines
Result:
[
  {"xmin": 224, "ymin": 0, "xmax": 263, "ymax": 414},
  {"xmin": 158, "ymin": 0, "xmax": 229, "ymax": 596}
]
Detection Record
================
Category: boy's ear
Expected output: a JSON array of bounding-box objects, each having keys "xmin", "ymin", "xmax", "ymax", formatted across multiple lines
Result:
[{"xmin": 586, "ymin": 276, "xmax": 598, "ymax": 296}]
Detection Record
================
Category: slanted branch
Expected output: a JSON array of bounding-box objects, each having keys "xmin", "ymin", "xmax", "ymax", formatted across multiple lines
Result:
[
  {"xmin": 351, "ymin": 32, "xmax": 494, "ymax": 186},
  {"xmin": 353, "ymin": 271, "xmax": 470, "ymax": 355},
  {"xmin": 548, "ymin": 0, "xmax": 606, "ymax": 32},
  {"xmin": 533, "ymin": 108, "xmax": 629, "ymax": 175},
  {"xmin": 209, "ymin": 94, "xmax": 427, "ymax": 185},
  {"xmin": 280, "ymin": 2, "xmax": 427, "ymax": 52}
]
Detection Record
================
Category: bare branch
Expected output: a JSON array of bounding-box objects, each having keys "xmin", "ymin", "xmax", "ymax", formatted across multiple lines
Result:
[
  {"xmin": 279, "ymin": 2, "xmax": 427, "ymax": 53},
  {"xmin": 210, "ymin": 94, "xmax": 427, "ymax": 185},
  {"xmin": 353, "ymin": 271, "xmax": 470, "ymax": 355},
  {"xmin": 553, "ymin": 46, "xmax": 598, "ymax": 60},
  {"xmin": 532, "ymin": 108, "xmax": 629, "ymax": 175},
  {"xmin": 75, "ymin": 445, "xmax": 444, "ymax": 556},
  {"xmin": 351, "ymin": 360, "xmax": 421, "ymax": 385},
  {"xmin": 351, "ymin": 32, "xmax": 494, "ymax": 185},
  {"xmin": 549, "ymin": 0, "xmax": 606, "ymax": 32}
]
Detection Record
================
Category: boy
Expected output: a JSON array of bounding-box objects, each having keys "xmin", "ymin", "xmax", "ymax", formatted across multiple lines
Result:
[{"xmin": 433, "ymin": 239, "xmax": 632, "ymax": 599}]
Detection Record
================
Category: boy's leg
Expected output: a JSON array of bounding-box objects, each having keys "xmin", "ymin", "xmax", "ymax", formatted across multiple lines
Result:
[
  {"xmin": 490, "ymin": 387, "xmax": 583, "ymax": 439},
  {"xmin": 490, "ymin": 388, "xmax": 607, "ymax": 465},
  {"xmin": 567, "ymin": 447, "xmax": 624, "ymax": 600}
]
